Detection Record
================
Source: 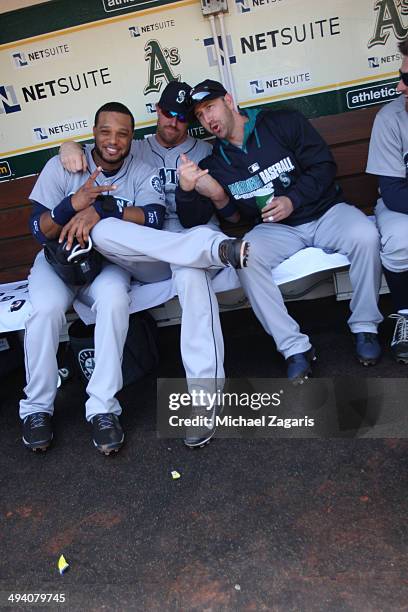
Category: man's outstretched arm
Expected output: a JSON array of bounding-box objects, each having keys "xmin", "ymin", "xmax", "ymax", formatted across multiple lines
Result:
[{"xmin": 176, "ymin": 153, "xmax": 240, "ymax": 226}]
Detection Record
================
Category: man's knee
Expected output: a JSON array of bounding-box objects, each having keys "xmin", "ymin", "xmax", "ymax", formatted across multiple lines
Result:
[
  {"xmin": 243, "ymin": 232, "xmax": 284, "ymax": 269},
  {"xmin": 349, "ymin": 221, "xmax": 380, "ymax": 252},
  {"xmin": 91, "ymin": 219, "xmax": 113, "ymax": 249},
  {"xmin": 30, "ymin": 295, "xmax": 67, "ymax": 321},
  {"xmin": 93, "ymin": 290, "xmax": 130, "ymax": 316},
  {"xmin": 172, "ymin": 266, "xmax": 205, "ymax": 284},
  {"xmin": 381, "ymin": 232, "xmax": 408, "ymax": 270}
]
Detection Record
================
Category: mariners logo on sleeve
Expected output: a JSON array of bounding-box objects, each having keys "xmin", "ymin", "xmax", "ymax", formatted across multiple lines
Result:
[{"xmin": 151, "ymin": 175, "xmax": 163, "ymax": 194}]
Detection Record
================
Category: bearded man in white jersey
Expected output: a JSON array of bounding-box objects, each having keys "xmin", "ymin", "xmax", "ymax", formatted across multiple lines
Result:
[{"xmin": 60, "ymin": 82, "xmax": 244, "ymax": 448}]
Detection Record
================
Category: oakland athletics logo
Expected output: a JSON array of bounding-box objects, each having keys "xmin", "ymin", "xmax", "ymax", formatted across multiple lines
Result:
[
  {"xmin": 369, "ymin": 0, "xmax": 408, "ymax": 48},
  {"xmin": 144, "ymin": 39, "xmax": 181, "ymax": 95}
]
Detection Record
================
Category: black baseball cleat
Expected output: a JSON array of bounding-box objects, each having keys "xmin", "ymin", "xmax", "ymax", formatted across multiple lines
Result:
[
  {"xmin": 286, "ymin": 347, "xmax": 316, "ymax": 385},
  {"xmin": 184, "ymin": 404, "xmax": 218, "ymax": 449},
  {"xmin": 354, "ymin": 332, "xmax": 381, "ymax": 366},
  {"xmin": 22, "ymin": 412, "xmax": 53, "ymax": 452},
  {"xmin": 389, "ymin": 314, "xmax": 408, "ymax": 364},
  {"xmin": 91, "ymin": 413, "xmax": 124, "ymax": 455},
  {"xmin": 218, "ymin": 239, "xmax": 249, "ymax": 269}
]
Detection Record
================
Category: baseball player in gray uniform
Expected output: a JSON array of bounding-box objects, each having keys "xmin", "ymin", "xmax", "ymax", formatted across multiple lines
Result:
[
  {"xmin": 366, "ymin": 38, "xmax": 408, "ymax": 363},
  {"xmin": 21, "ymin": 102, "xmax": 166, "ymax": 455},
  {"xmin": 60, "ymin": 82, "xmax": 247, "ymax": 448}
]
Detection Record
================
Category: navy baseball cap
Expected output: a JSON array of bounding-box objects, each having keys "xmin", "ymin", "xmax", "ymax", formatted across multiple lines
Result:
[
  {"xmin": 190, "ymin": 79, "xmax": 227, "ymax": 104},
  {"xmin": 158, "ymin": 81, "xmax": 192, "ymax": 115}
]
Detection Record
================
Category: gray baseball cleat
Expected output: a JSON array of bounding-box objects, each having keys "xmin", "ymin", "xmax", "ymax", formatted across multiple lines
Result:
[
  {"xmin": 22, "ymin": 412, "xmax": 53, "ymax": 452},
  {"xmin": 91, "ymin": 413, "xmax": 124, "ymax": 456}
]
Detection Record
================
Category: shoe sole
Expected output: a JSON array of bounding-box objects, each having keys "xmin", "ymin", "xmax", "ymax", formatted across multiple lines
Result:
[
  {"xmin": 357, "ymin": 356, "xmax": 379, "ymax": 366},
  {"xmin": 289, "ymin": 352, "xmax": 317, "ymax": 386},
  {"xmin": 393, "ymin": 355, "xmax": 408, "ymax": 364},
  {"xmin": 22, "ymin": 435, "xmax": 52, "ymax": 452},
  {"xmin": 184, "ymin": 424, "xmax": 217, "ymax": 449},
  {"xmin": 184, "ymin": 432, "xmax": 215, "ymax": 449},
  {"xmin": 93, "ymin": 435, "xmax": 124, "ymax": 456},
  {"xmin": 240, "ymin": 241, "xmax": 250, "ymax": 268}
]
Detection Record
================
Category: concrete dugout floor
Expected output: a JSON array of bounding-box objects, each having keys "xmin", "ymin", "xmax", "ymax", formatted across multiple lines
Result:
[{"xmin": 1, "ymin": 295, "xmax": 407, "ymax": 611}]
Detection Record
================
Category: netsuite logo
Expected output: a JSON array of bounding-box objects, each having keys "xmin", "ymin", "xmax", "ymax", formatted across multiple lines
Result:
[
  {"xmin": 368, "ymin": 52, "xmax": 401, "ymax": 68},
  {"xmin": 12, "ymin": 52, "xmax": 28, "ymax": 68},
  {"xmin": 129, "ymin": 20, "xmax": 175, "ymax": 37},
  {"xmin": 235, "ymin": 0, "xmax": 284, "ymax": 14},
  {"xmin": 11, "ymin": 44, "xmax": 70, "ymax": 68},
  {"xmin": 368, "ymin": 56, "xmax": 380, "ymax": 68},
  {"xmin": 250, "ymin": 71, "xmax": 311, "ymax": 94},
  {"xmin": 0, "ymin": 85, "xmax": 21, "ymax": 114},
  {"xmin": 203, "ymin": 35, "xmax": 236, "ymax": 66},
  {"xmin": 33, "ymin": 127, "xmax": 48, "ymax": 141},
  {"xmin": 235, "ymin": 0, "xmax": 251, "ymax": 13},
  {"xmin": 250, "ymin": 80, "xmax": 265, "ymax": 94},
  {"xmin": 32, "ymin": 118, "xmax": 89, "ymax": 142}
]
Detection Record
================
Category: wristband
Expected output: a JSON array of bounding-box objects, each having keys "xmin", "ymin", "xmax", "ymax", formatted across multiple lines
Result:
[
  {"xmin": 50, "ymin": 196, "xmax": 75, "ymax": 226},
  {"xmin": 217, "ymin": 200, "xmax": 238, "ymax": 219},
  {"xmin": 93, "ymin": 195, "xmax": 123, "ymax": 220}
]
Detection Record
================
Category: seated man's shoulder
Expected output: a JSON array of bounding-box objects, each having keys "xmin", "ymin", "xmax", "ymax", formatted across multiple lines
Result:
[
  {"xmin": 260, "ymin": 107, "xmax": 305, "ymax": 129},
  {"xmin": 193, "ymin": 137, "xmax": 212, "ymax": 156},
  {"xmin": 376, "ymin": 95, "xmax": 405, "ymax": 122},
  {"xmin": 39, "ymin": 154, "xmax": 67, "ymax": 177},
  {"xmin": 263, "ymin": 106, "xmax": 301, "ymax": 118}
]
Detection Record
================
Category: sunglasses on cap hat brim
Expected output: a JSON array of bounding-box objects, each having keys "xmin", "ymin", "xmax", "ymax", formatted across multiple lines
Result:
[{"xmin": 190, "ymin": 91, "xmax": 226, "ymax": 103}]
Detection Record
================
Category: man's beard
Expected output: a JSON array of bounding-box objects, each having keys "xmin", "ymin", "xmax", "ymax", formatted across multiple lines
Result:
[{"xmin": 93, "ymin": 143, "xmax": 130, "ymax": 166}]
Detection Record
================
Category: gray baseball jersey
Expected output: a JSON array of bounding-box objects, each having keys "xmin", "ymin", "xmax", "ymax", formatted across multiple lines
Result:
[
  {"xmin": 366, "ymin": 93, "xmax": 408, "ymax": 273},
  {"xmin": 131, "ymin": 135, "xmax": 212, "ymax": 220},
  {"xmin": 31, "ymin": 147, "xmax": 165, "ymax": 211},
  {"xmin": 84, "ymin": 135, "xmax": 217, "ymax": 230},
  {"xmin": 366, "ymin": 94, "xmax": 408, "ymax": 179}
]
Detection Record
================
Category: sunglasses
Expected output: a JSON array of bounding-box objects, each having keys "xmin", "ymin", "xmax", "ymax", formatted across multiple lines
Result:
[
  {"xmin": 399, "ymin": 70, "xmax": 408, "ymax": 86},
  {"xmin": 160, "ymin": 108, "xmax": 188, "ymax": 123}
]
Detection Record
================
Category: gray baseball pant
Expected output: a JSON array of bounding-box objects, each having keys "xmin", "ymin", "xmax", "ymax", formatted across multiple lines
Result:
[
  {"xmin": 91, "ymin": 219, "xmax": 229, "ymax": 269},
  {"xmin": 92, "ymin": 218, "xmax": 226, "ymax": 392},
  {"xmin": 170, "ymin": 264, "xmax": 225, "ymax": 389},
  {"xmin": 19, "ymin": 251, "xmax": 132, "ymax": 421},
  {"xmin": 238, "ymin": 203, "xmax": 383, "ymax": 359},
  {"xmin": 375, "ymin": 200, "xmax": 408, "ymax": 272}
]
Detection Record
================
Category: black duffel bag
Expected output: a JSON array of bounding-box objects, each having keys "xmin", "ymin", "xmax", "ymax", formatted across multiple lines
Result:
[{"xmin": 69, "ymin": 311, "xmax": 159, "ymax": 387}]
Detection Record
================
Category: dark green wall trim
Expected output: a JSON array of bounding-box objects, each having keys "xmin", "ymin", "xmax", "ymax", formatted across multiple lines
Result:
[{"xmin": 0, "ymin": 0, "xmax": 181, "ymax": 44}]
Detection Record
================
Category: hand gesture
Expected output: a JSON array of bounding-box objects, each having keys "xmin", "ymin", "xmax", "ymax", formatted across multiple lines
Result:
[
  {"xmin": 178, "ymin": 153, "xmax": 209, "ymax": 191},
  {"xmin": 71, "ymin": 167, "xmax": 116, "ymax": 211}
]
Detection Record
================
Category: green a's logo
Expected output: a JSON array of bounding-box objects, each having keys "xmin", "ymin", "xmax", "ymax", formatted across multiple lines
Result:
[
  {"xmin": 369, "ymin": 0, "xmax": 408, "ymax": 48},
  {"xmin": 144, "ymin": 39, "xmax": 181, "ymax": 95}
]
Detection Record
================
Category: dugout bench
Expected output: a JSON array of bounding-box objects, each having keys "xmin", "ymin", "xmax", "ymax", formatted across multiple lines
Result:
[{"xmin": 0, "ymin": 105, "xmax": 388, "ymax": 332}]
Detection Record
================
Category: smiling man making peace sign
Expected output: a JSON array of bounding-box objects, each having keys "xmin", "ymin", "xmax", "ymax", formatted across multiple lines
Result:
[{"xmin": 20, "ymin": 102, "xmax": 166, "ymax": 455}]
